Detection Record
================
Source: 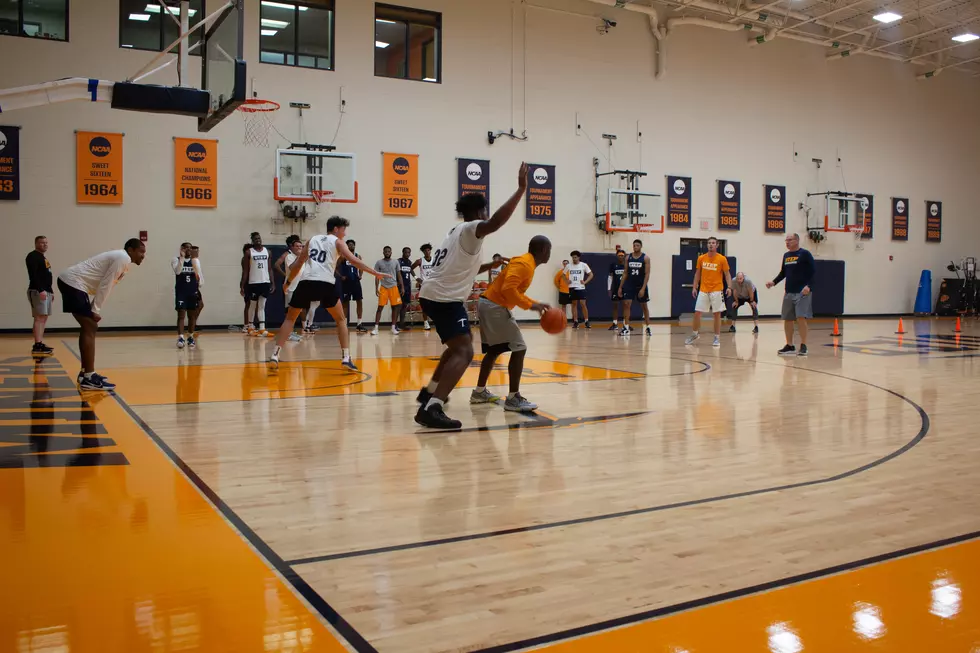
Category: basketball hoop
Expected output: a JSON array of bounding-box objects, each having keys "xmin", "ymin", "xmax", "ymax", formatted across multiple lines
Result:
[{"xmin": 239, "ymin": 99, "xmax": 280, "ymax": 147}]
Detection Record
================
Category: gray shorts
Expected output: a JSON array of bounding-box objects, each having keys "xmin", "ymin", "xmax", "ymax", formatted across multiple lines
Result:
[
  {"xmin": 27, "ymin": 290, "xmax": 52, "ymax": 317},
  {"xmin": 781, "ymin": 292, "xmax": 813, "ymax": 320},
  {"xmin": 477, "ymin": 297, "xmax": 526, "ymax": 352}
]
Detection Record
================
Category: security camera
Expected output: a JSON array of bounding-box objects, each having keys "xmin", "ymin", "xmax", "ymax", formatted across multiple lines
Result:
[
  {"xmin": 488, "ymin": 131, "xmax": 496, "ymax": 145},
  {"xmin": 597, "ymin": 18, "xmax": 616, "ymax": 34}
]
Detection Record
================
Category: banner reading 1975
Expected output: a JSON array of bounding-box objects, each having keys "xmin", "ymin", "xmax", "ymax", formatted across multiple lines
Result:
[
  {"xmin": 926, "ymin": 200, "xmax": 942, "ymax": 243},
  {"xmin": 526, "ymin": 164, "xmax": 555, "ymax": 222},
  {"xmin": 457, "ymin": 157, "xmax": 490, "ymax": 206},
  {"xmin": 717, "ymin": 179, "xmax": 741, "ymax": 231},
  {"xmin": 855, "ymin": 193, "xmax": 873, "ymax": 240},
  {"xmin": 76, "ymin": 131, "xmax": 123, "ymax": 204},
  {"xmin": 891, "ymin": 197, "xmax": 909, "ymax": 241},
  {"xmin": 764, "ymin": 184, "xmax": 785, "ymax": 233},
  {"xmin": 0, "ymin": 126, "xmax": 20, "ymax": 201},
  {"xmin": 666, "ymin": 175, "xmax": 691, "ymax": 228},
  {"xmin": 382, "ymin": 152, "xmax": 419, "ymax": 216},
  {"xmin": 174, "ymin": 137, "xmax": 217, "ymax": 208}
]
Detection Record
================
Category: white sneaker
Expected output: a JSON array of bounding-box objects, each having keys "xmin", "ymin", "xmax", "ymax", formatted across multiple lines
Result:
[
  {"xmin": 176, "ymin": 336, "xmax": 185, "ymax": 349},
  {"xmin": 288, "ymin": 332, "xmax": 302, "ymax": 342},
  {"xmin": 269, "ymin": 349, "xmax": 280, "ymax": 369},
  {"xmin": 370, "ymin": 327, "xmax": 379, "ymax": 336},
  {"xmin": 423, "ymin": 320, "xmax": 431, "ymax": 330},
  {"xmin": 684, "ymin": 333, "xmax": 700, "ymax": 345},
  {"xmin": 713, "ymin": 335, "xmax": 721, "ymax": 347},
  {"xmin": 391, "ymin": 326, "xmax": 400, "ymax": 335},
  {"xmin": 504, "ymin": 394, "xmax": 538, "ymax": 412}
]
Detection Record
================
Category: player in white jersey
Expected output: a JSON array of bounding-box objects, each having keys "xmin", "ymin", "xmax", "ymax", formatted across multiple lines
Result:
[
  {"xmin": 415, "ymin": 162, "xmax": 529, "ymax": 430},
  {"xmin": 411, "ymin": 243, "xmax": 435, "ymax": 330},
  {"xmin": 274, "ymin": 235, "xmax": 312, "ymax": 340},
  {"xmin": 487, "ymin": 253, "xmax": 510, "ymax": 284},
  {"xmin": 270, "ymin": 216, "xmax": 391, "ymax": 370},
  {"xmin": 240, "ymin": 232, "xmax": 275, "ymax": 335}
]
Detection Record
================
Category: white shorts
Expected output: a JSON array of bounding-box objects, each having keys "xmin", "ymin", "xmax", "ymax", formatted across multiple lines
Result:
[{"xmin": 695, "ymin": 291, "xmax": 725, "ymax": 314}]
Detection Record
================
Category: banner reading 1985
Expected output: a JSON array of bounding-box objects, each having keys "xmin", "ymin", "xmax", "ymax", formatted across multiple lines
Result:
[
  {"xmin": 0, "ymin": 126, "xmax": 20, "ymax": 201},
  {"xmin": 666, "ymin": 175, "xmax": 691, "ymax": 228},
  {"xmin": 717, "ymin": 179, "xmax": 741, "ymax": 231},
  {"xmin": 457, "ymin": 158, "xmax": 490, "ymax": 206},
  {"xmin": 926, "ymin": 200, "xmax": 942, "ymax": 243},
  {"xmin": 382, "ymin": 152, "xmax": 419, "ymax": 216},
  {"xmin": 526, "ymin": 164, "xmax": 555, "ymax": 222},
  {"xmin": 174, "ymin": 137, "xmax": 217, "ymax": 208},
  {"xmin": 891, "ymin": 197, "xmax": 909, "ymax": 241},
  {"xmin": 764, "ymin": 184, "xmax": 785, "ymax": 233},
  {"xmin": 76, "ymin": 131, "xmax": 123, "ymax": 204},
  {"xmin": 855, "ymin": 193, "xmax": 873, "ymax": 240}
]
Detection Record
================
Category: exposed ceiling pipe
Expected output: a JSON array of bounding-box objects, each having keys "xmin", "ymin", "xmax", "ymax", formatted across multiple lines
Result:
[
  {"xmin": 667, "ymin": 16, "xmax": 746, "ymax": 32},
  {"xmin": 919, "ymin": 53, "xmax": 980, "ymax": 78},
  {"xmin": 748, "ymin": 27, "xmax": 778, "ymax": 46},
  {"xmin": 647, "ymin": 14, "xmax": 667, "ymax": 79}
]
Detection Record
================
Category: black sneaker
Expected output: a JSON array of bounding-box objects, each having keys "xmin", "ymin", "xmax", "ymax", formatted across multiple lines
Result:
[
  {"xmin": 778, "ymin": 344, "xmax": 797, "ymax": 356},
  {"xmin": 416, "ymin": 388, "xmax": 449, "ymax": 406},
  {"xmin": 32, "ymin": 342, "xmax": 53, "ymax": 357},
  {"xmin": 752, "ymin": 326, "xmax": 759, "ymax": 334},
  {"xmin": 572, "ymin": 321, "xmax": 579, "ymax": 329},
  {"xmin": 584, "ymin": 321, "xmax": 592, "ymax": 329},
  {"xmin": 729, "ymin": 325, "xmax": 736, "ymax": 333},
  {"xmin": 414, "ymin": 403, "xmax": 462, "ymax": 429},
  {"xmin": 79, "ymin": 373, "xmax": 115, "ymax": 391},
  {"xmin": 608, "ymin": 324, "xmax": 618, "ymax": 331},
  {"xmin": 798, "ymin": 344, "xmax": 808, "ymax": 357}
]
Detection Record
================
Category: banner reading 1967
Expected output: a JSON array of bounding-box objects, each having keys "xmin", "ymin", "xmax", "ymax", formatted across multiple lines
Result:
[
  {"xmin": 855, "ymin": 193, "xmax": 873, "ymax": 239},
  {"xmin": 382, "ymin": 152, "xmax": 419, "ymax": 216},
  {"xmin": 926, "ymin": 200, "xmax": 942, "ymax": 243},
  {"xmin": 174, "ymin": 137, "xmax": 217, "ymax": 208},
  {"xmin": 764, "ymin": 184, "xmax": 785, "ymax": 233},
  {"xmin": 891, "ymin": 197, "xmax": 909, "ymax": 241},
  {"xmin": 666, "ymin": 175, "xmax": 691, "ymax": 228},
  {"xmin": 0, "ymin": 126, "xmax": 20, "ymax": 201},
  {"xmin": 717, "ymin": 179, "xmax": 741, "ymax": 231},
  {"xmin": 76, "ymin": 131, "xmax": 123, "ymax": 204},
  {"xmin": 526, "ymin": 164, "xmax": 555, "ymax": 222},
  {"xmin": 457, "ymin": 158, "xmax": 490, "ymax": 206}
]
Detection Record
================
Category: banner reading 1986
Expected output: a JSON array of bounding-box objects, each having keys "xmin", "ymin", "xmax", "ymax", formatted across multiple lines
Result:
[
  {"xmin": 457, "ymin": 158, "xmax": 490, "ymax": 206},
  {"xmin": 855, "ymin": 193, "xmax": 873, "ymax": 239},
  {"xmin": 891, "ymin": 197, "xmax": 909, "ymax": 241},
  {"xmin": 666, "ymin": 175, "xmax": 691, "ymax": 228},
  {"xmin": 926, "ymin": 200, "xmax": 942, "ymax": 243},
  {"xmin": 0, "ymin": 126, "xmax": 20, "ymax": 201},
  {"xmin": 717, "ymin": 179, "xmax": 741, "ymax": 231},
  {"xmin": 526, "ymin": 164, "xmax": 555, "ymax": 222},
  {"xmin": 76, "ymin": 131, "xmax": 123, "ymax": 204},
  {"xmin": 382, "ymin": 152, "xmax": 419, "ymax": 216},
  {"xmin": 764, "ymin": 184, "xmax": 785, "ymax": 233},
  {"xmin": 174, "ymin": 137, "xmax": 217, "ymax": 208}
]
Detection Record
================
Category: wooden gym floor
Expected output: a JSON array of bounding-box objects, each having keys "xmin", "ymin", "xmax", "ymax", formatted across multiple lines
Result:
[{"xmin": 2, "ymin": 317, "xmax": 979, "ymax": 652}]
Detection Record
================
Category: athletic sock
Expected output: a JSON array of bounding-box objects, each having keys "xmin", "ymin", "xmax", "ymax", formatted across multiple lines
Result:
[
  {"xmin": 425, "ymin": 397, "xmax": 445, "ymax": 411},
  {"xmin": 342, "ymin": 348, "xmax": 350, "ymax": 361},
  {"xmin": 273, "ymin": 345, "xmax": 282, "ymax": 357},
  {"xmin": 692, "ymin": 330, "xmax": 699, "ymax": 336},
  {"xmin": 426, "ymin": 380, "xmax": 438, "ymax": 393},
  {"xmin": 507, "ymin": 392, "xmax": 518, "ymax": 400},
  {"xmin": 259, "ymin": 322, "xmax": 266, "ymax": 331},
  {"xmin": 475, "ymin": 386, "xmax": 486, "ymax": 393}
]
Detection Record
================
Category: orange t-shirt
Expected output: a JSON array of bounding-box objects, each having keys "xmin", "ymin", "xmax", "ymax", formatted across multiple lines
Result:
[
  {"xmin": 553, "ymin": 268, "xmax": 569, "ymax": 293},
  {"xmin": 696, "ymin": 253, "xmax": 729, "ymax": 293},
  {"xmin": 484, "ymin": 253, "xmax": 538, "ymax": 310}
]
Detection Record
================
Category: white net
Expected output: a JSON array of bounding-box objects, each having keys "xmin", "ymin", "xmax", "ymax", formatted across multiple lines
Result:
[
  {"xmin": 239, "ymin": 99, "xmax": 280, "ymax": 147},
  {"xmin": 312, "ymin": 190, "xmax": 334, "ymax": 220}
]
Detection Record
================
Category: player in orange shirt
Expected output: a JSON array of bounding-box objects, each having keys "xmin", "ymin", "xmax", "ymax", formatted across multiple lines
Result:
[
  {"xmin": 685, "ymin": 237, "xmax": 733, "ymax": 348},
  {"xmin": 471, "ymin": 236, "xmax": 552, "ymax": 412},
  {"xmin": 553, "ymin": 259, "xmax": 570, "ymax": 320}
]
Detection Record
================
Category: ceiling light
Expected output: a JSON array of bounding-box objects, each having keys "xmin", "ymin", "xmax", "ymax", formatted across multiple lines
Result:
[
  {"xmin": 144, "ymin": 4, "xmax": 197, "ymax": 16},
  {"xmin": 376, "ymin": 40, "xmax": 389, "ymax": 48},
  {"xmin": 873, "ymin": 12, "xmax": 901, "ymax": 23},
  {"xmin": 261, "ymin": 29, "xmax": 278, "ymax": 36},
  {"xmin": 376, "ymin": 18, "xmax": 396, "ymax": 24},
  {"xmin": 261, "ymin": 1, "xmax": 307, "ymax": 10},
  {"xmin": 952, "ymin": 33, "xmax": 979, "ymax": 42},
  {"xmin": 129, "ymin": 13, "xmax": 151, "ymax": 21},
  {"xmin": 261, "ymin": 18, "xmax": 289, "ymax": 28}
]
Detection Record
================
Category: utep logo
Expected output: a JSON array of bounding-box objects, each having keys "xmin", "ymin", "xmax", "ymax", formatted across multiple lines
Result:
[
  {"xmin": 89, "ymin": 136, "xmax": 112, "ymax": 157},
  {"xmin": 770, "ymin": 187, "xmax": 781, "ymax": 204},
  {"xmin": 392, "ymin": 156, "xmax": 411, "ymax": 175},
  {"xmin": 701, "ymin": 261, "xmax": 719, "ymax": 271},
  {"xmin": 0, "ymin": 130, "xmax": 6, "ymax": 153},
  {"xmin": 533, "ymin": 167, "xmax": 549, "ymax": 185},
  {"xmin": 185, "ymin": 142, "xmax": 207, "ymax": 163},
  {"xmin": 930, "ymin": 203, "xmax": 939, "ymax": 217},
  {"xmin": 466, "ymin": 162, "xmax": 483, "ymax": 181},
  {"xmin": 896, "ymin": 200, "xmax": 906, "ymax": 214},
  {"xmin": 673, "ymin": 178, "xmax": 686, "ymax": 195},
  {"xmin": 785, "ymin": 255, "xmax": 799, "ymax": 264},
  {"xmin": 723, "ymin": 183, "xmax": 736, "ymax": 200}
]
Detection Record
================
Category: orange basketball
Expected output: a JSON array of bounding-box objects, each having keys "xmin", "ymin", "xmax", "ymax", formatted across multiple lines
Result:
[{"xmin": 540, "ymin": 308, "xmax": 566, "ymax": 334}]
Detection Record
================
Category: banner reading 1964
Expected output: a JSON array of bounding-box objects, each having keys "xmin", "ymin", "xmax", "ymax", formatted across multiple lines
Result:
[
  {"xmin": 526, "ymin": 164, "xmax": 555, "ymax": 222},
  {"xmin": 855, "ymin": 193, "xmax": 873, "ymax": 239},
  {"xmin": 174, "ymin": 137, "xmax": 217, "ymax": 208},
  {"xmin": 717, "ymin": 179, "xmax": 741, "ymax": 231},
  {"xmin": 891, "ymin": 197, "xmax": 909, "ymax": 241},
  {"xmin": 76, "ymin": 131, "xmax": 123, "ymax": 204},
  {"xmin": 457, "ymin": 158, "xmax": 490, "ymax": 205},
  {"xmin": 926, "ymin": 200, "xmax": 942, "ymax": 243},
  {"xmin": 382, "ymin": 152, "xmax": 419, "ymax": 216},
  {"xmin": 764, "ymin": 184, "xmax": 785, "ymax": 233},
  {"xmin": 666, "ymin": 175, "xmax": 691, "ymax": 228}
]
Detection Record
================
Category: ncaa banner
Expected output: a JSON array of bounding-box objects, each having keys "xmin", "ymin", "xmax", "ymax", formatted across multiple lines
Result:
[
  {"xmin": 666, "ymin": 175, "xmax": 691, "ymax": 228},
  {"xmin": 526, "ymin": 163, "xmax": 555, "ymax": 221},
  {"xmin": 174, "ymin": 137, "xmax": 217, "ymax": 208},
  {"xmin": 925, "ymin": 200, "xmax": 942, "ymax": 243},
  {"xmin": 457, "ymin": 157, "xmax": 490, "ymax": 206},
  {"xmin": 764, "ymin": 184, "xmax": 785, "ymax": 233},
  {"xmin": 76, "ymin": 131, "xmax": 123, "ymax": 204},
  {"xmin": 0, "ymin": 126, "xmax": 20, "ymax": 201},
  {"xmin": 854, "ymin": 193, "xmax": 873, "ymax": 239},
  {"xmin": 891, "ymin": 197, "xmax": 909, "ymax": 241},
  {"xmin": 717, "ymin": 180, "xmax": 741, "ymax": 231},
  {"xmin": 382, "ymin": 152, "xmax": 419, "ymax": 216}
]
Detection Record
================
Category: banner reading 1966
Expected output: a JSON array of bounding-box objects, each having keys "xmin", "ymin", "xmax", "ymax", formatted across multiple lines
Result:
[
  {"xmin": 0, "ymin": 126, "xmax": 20, "ymax": 201},
  {"xmin": 717, "ymin": 179, "xmax": 741, "ymax": 231},
  {"xmin": 666, "ymin": 175, "xmax": 691, "ymax": 228},
  {"xmin": 855, "ymin": 193, "xmax": 873, "ymax": 240},
  {"xmin": 526, "ymin": 164, "xmax": 555, "ymax": 222},
  {"xmin": 764, "ymin": 184, "xmax": 785, "ymax": 233},
  {"xmin": 891, "ymin": 197, "xmax": 909, "ymax": 241},
  {"xmin": 926, "ymin": 200, "xmax": 942, "ymax": 243},
  {"xmin": 76, "ymin": 131, "xmax": 123, "ymax": 204},
  {"xmin": 457, "ymin": 158, "xmax": 490, "ymax": 206},
  {"xmin": 174, "ymin": 137, "xmax": 217, "ymax": 208},
  {"xmin": 382, "ymin": 152, "xmax": 419, "ymax": 216}
]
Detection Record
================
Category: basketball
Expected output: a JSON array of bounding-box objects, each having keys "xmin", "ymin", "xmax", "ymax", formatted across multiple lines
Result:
[{"xmin": 541, "ymin": 308, "xmax": 566, "ymax": 334}]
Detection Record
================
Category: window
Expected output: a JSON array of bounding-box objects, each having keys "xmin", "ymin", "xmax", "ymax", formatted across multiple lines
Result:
[
  {"xmin": 0, "ymin": 0, "xmax": 68, "ymax": 41},
  {"xmin": 119, "ymin": 0, "xmax": 203, "ymax": 53},
  {"xmin": 375, "ymin": 4, "xmax": 441, "ymax": 83},
  {"xmin": 259, "ymin": 0, "xmax": 334, "ymax": 71}
]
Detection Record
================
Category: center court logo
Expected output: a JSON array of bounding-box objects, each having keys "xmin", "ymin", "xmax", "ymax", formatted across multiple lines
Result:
[
  {"xmin": 466, "ymin": 163, "xmax": 483, "ymax": 181},
  {"xmin": 393, "ymin": 156, "xmax": 411, "ymax": 175},
  {"xmin": 724, "ymin": 183, "xmax": 735, "ymax": 199},
  {"xmin": 770, "ymin": 188, "xmax": 781, "ymax": 204},
  {"xmin": 89, "ymin": 136, "xmax": 112, "ymax": 157},
  {"xmin": 185, "ymin": 142, "xmax": 207, "ymax": 162},
  {"xmin": 533, "ymin": 167, "xmax": 549, "ymax": 185},
  {"xmin": 930, "ymin": 203, "xmax": 939, "ymax": 216},
  {"xmin": 896, "ymin": 200, "xmax": 906, "ymax": 214},
  {"xmin": 673, "ymin": 179, "xmax": 686, "ymax": 195}
]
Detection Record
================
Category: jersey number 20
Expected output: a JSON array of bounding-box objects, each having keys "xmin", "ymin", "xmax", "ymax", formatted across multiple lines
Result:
[{"xmin": 308, "ymin": 249, "xmax": 328, "ymax": 263}]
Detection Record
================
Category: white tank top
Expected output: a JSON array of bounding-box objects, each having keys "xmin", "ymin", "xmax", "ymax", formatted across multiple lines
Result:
[
  {"xmin": 420, "ymin": 256, "xmax": 435, "ymax": 280},
  {"xmin": 284, "ymin": 251, "xmax": 306, "ymax": 288},
  {"xmin": 249, "ymin": 247, "xmax": 271, "ymax": 284},
  {"xmin": 419, "ymin": 221, "xmax": 483, "ymax": 303},
  {"xmin": 304, "ymin": 234, "xmax": 339, "ymax": 283}
]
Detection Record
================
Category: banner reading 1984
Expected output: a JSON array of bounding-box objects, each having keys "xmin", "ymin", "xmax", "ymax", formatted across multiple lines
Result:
[
  {"xmin": 457, "ymin": 158, "xmax": 490, "ymax": 206},
  {"xmin": 717, "ymin": 179, "xmax": 740, "ymax": 231},
  {"xmin": 666, "ymin": 175, "xmax": 691, "ymax": 228},
  {"xmin": 891, "ymin": 197, "xmax": 909, "ymax": 241},
  {"xmin": 0, "ymin": 126, "xmax": 20, "ymax": 201},
  {"xmin": 855, "ymin": 193, "xmax": 873, "ymax": 239},
  {"xmin": 76, "ymin": 131, "xmax": 123, "ymax": 205},
  {"xmin": 526, "ymin": 164, "xmax": 555, "ymax": 222},
  {"xmin": 764, "ymin": 184, "xmax": 785, "ymax": 233},
  {"xmin": 382, "ymin": 152, "xmax": 419, "ymax": 216},
  {"xmin": 926, "ymin": 200, "xmax": 942, "ymax": 243},
  {"xmin": 174, "ymin": 137, "xmax": 217, "ymax": 208}
]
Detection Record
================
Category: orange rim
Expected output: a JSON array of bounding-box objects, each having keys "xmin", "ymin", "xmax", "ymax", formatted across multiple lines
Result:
[{"xmin": 238, "ymin": 99, "xmax": 280, "ymax": 113}]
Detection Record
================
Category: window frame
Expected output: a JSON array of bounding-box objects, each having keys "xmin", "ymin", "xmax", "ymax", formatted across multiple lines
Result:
[
  {"xmin": 258, "ymin": 0, "xmax": 336, "ymax": 72},
  {"xmin": 118, "ymin": 0, "xmax": 205, "ymax": 54},
  {"xmin": 374, "ymin": 3, "xmax": 442, "ymax": 84},
  {"xmin": 0, "ymin": 0, "xmax": 69, "ymax": 43}
]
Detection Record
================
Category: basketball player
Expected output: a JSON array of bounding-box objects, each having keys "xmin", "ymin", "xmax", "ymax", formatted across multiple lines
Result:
[
  {"xmin": 172, "ymin": 242, "xmax": 201, "ymax": 349},
  {"xmin": 618, "ymin": 239, "xmax": 652, "ymax": 337},
  {"xmin": 190, "ymin": 246, "xmax": 204, "ymax": 333},
  {"xmin": 567, "ymin": 251, "xmax": 593, "ymax": 328},
  {"xmin": 607, "ymin": 249, "xmax": 626, "ymax": 330},
  {"xmin": 340, "ymin": 239, "xmax": 366, "ymax": 332},
  {"xmin": 241, "ymin": 232, "xmax": 275, "ymax": 335},
  {"xmin": 240, "ymin": 243, "xmax": 251, "ymax": 330},
  {"xmin": 57, "ymin": 238, "xmax": 146, "ymax": 390},
  {"xmin": 270, "ymin": 216, "xmax": 390, "ymax": 370},
  {"xmin": 415, "ymin": 162, "xmax": 529, "ymax": 429},
  {"xmin": 25, "ymin": 235, "xmax": 54, "ymax": 356},
  {"xmin": 729, "ymin": 271, "xmax": 759, "ymax": 334},
  {"xmin": 274, "ymin": 236, "xmax": 309, "ymax": 340},
  {"xmin": 412, "ymin": 243, "xmax": 435, "ymax": 330},
  {"xmin": 372, "ymin": 246, "xmax": 403, "ymax": 335},
  {"xmin": 685, "ymin": 237, "xmax": 733, "ymax": 348},
  {"xmin": 397, "ymin": 246, "xmax": 416, "ymax": 331},
  {"xmin": 488, "ymin": 253, "xmax": 510, "ymax": 284},
  {"xmin": 471, "ymin": 236, "xmax": 552, "ymax": 411},
  {"xmin": 766, "ymin": 232, "xmax": 815, "ymax": 356},
  {"xmin": 554, "ymin": 259, "xmax": 570, "ymax": 320}
]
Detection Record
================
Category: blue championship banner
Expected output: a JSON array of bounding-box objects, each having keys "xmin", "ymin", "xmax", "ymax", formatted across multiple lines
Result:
[
  {"xmin": 926, "ymin": 201, "xmax": 942, "ymax": 243},
  {"xmin": 891, "ymin": 197, "xmax": 909, "ymax": 241},
  {"xmin": 526, "ymin": 164, "xmax": 555, "ymax": 221},
  {"xmin": 0, "ymin": 125, "xmax": 21, "ymax": 201},
  {"xmin": 717, "ymin": 180, "xmax": 741, "ymax": 231},
  {"xmin": 764, "ymin": 184, "xmax": 785, "ymax": 233},
  {"xmin": 855, "ymin": 193, "xmax": 873, "ymax": 240},
  {"xmin": 666, "ymin": 175, "xmax": 691, "ymax": 228},
  {"xmin": 457, "ymin": 158, "xmax": 490, "ymax": 206}
]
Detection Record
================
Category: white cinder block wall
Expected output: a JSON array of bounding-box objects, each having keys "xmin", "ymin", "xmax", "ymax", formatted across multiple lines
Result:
[{"xmin": 0, "ymin": 0, "xmax": 978, "ymax": 328}]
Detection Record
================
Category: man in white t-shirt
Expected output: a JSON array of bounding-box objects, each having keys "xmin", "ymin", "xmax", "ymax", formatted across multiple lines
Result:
[
  {"xmin": 566, "ymin": 250, "xmax": 594, "ymax": 329},
  {"xmin": 57, "ymin": 238, "xmax": 146, "ymax": 391}
]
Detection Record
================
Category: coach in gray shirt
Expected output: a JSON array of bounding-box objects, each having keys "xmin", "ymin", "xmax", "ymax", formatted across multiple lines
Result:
[{"xmin": 372, "ymin": 245, "xmax": 404, "ymax": 335}]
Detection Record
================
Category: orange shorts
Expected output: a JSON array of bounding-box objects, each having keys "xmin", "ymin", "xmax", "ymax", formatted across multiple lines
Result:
[{"xmin": 378, "ymin": 286, "xmax": 402, "ymax": 307}]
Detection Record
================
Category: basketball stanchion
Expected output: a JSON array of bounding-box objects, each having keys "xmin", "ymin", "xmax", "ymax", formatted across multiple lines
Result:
[{"xmin": 895, "ymin": 318, "xmax": 906, "ymax": 334}]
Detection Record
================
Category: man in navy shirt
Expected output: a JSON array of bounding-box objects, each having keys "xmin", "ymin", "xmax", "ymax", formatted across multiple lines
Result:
[{"xmin": 767, "ymin": 232, "xmax": 815, "ymax": 357}]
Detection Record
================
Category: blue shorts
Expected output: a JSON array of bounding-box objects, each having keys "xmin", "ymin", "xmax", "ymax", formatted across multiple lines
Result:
[
  {"xmin": 623, "ymin": 284, "xmax": 650, "ymax": 304},
  {"xmin": 419, "ymin": 298, "xmax": 470, "ymax": 344},
  {"xmin": 57, "ymin": 278, "xmax": 93, "ymax": 318}
]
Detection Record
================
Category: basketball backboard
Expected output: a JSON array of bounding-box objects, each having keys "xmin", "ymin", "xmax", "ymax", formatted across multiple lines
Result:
[
  {"xmin": 198, "ymin": 0, "xmax": 245, "ymax": 132},
  {"xmin": 275, "ymin": 149, "xmax": 358, "ymax": 203},
  {"xmin": 605, "ymin": 189, "xmax": 664, "ymax": 233}
]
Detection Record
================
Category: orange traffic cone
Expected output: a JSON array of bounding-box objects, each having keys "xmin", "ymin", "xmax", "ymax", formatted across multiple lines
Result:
[
  {"xmin": 955, "ymin": 316, "xmax": 962, "ymax": 333},
  {"xmin": 895, "ymin": 318, "xmax": 905, "ymax": 334},
  {"xmin": 832, "ymin": 318, "xmax": 842, "ymax": 336}
]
